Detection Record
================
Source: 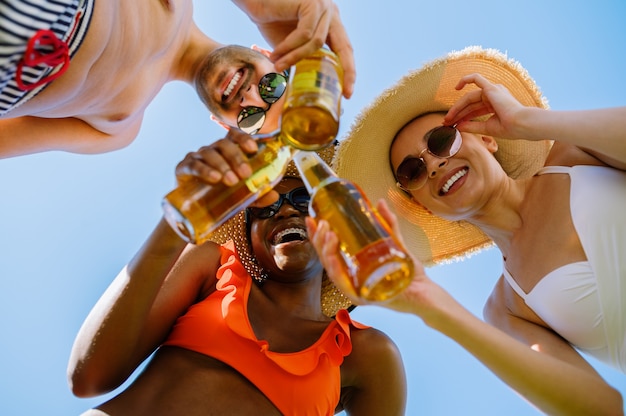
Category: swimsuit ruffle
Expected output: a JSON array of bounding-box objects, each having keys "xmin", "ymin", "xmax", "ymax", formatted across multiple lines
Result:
[{"xmin": 217, "ymin": 241, "xmax": 365, "ymax": 376}]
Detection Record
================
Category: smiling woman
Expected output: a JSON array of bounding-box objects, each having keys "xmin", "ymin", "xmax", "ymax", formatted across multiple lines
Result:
[
  {"xmin": 315, "ymin": 46, "xmax": 626, "ymax": 415},
  {"xmin": 67, "ymin": 138, "xmax": 407, "ymax": 415}
]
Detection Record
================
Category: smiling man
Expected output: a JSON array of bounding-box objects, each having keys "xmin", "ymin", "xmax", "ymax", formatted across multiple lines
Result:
[
  {"xmin": 195, "ymin": 45, "xmax": 288, "ymax": 135},
  {"xmin": 0, "ymin": 0, "xmax": 355, "ymax": 159}
]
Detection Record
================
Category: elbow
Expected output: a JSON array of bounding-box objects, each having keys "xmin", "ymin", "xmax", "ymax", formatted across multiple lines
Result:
[
  {"xmin": 552, "ymin": 384, "xmax": 624, "ymax": 416},
  {"xmin": 67, "ymin": 361, "xmax": 120, "ymax": 398},
  {"xmin": 67, "ymin": 368, "xmax": 100, "ymax": 398},
  {"xmin": 588, "ymin": 383, "xmax": 624, "ymax": 416},
  {"xmin": 69, "ymin": 380, "xmax": 97, "ymax": 399},
  {"xmin": 607, "ymin": 388, "xmax": 624, "ymax": 416}
]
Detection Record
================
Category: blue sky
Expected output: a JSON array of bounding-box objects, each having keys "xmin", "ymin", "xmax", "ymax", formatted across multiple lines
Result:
[{"xmin": 1, "ymin": 1, "xmax": 625, "ymax": 415}]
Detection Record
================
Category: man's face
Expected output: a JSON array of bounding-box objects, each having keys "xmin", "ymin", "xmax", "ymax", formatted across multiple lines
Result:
[{"xmin": 196, "ymin": 45, "xmax": 285, "ymax": 134}]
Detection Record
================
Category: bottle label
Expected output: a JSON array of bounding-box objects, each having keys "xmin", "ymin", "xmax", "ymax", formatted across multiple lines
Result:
[{"xmin": 290, "ymin": 66, "xmax": 342, "ymax": 98}]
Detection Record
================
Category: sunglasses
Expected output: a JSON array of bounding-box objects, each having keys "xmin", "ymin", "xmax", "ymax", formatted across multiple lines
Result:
[
  {"xmin": 237, "ymin": 72, "xmax": 288, "ymax": 134},
  {"xmin": 394, "ymin": 125, "xmax": 462, "ymax": 191},
  {"xmin": 246, "ymin": 187, "xmax": 310, "ymax": 219}
]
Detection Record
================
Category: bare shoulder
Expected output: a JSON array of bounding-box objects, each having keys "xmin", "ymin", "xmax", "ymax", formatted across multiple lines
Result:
[
  {"xmin": 340, "ymin": 326, "xmax": 407, "ymax": 415},
  {"xmin": 483, "ymin": 276, "xmax": 508, "ymax": 324},
  {"xmin": 483, "ymin": 275, "xmax": 532, "ymax": 329},
  {"xmin": 156, "ymin": 239, "xmax": 224, "ymax": 303},
  {"xmin": 178, "ymin": 240, "xmax": 224, "ymax": 275},
  {"xmin": 343, "ymin": 326, "xmax": 403, "ymax": 375},
  {"xmin": 350, "ymin": 327, "xmax": 399, "ymax": 356}
]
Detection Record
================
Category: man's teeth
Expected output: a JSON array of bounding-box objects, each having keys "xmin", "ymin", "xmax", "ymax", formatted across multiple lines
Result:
[
  {"xmin": 442, "ymin": 168, "xmax": 468, "ymax": 194},
  {"xmin": 273, "ymin": 228, "xmax": 307, "ymax": 244},
  {"xmin": 224, "ymin": 71, "xmax": 241, "ymax": 97}
]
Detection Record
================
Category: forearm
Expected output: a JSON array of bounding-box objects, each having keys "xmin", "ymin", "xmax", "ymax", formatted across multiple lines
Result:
[
  {"xmin": 433, "ymin": 309, "xmax": 623, "ymax": 415},
  {"xmin": 68, "ymin": 219, "xmax": 187, "ymax": 396},
  {"xmin": 517, "ymin": 106, "xmax": 626, "ymax": 168},
  {"xmin": 0, "ymin": 116, "xmax": 137, "ymax": 158}
]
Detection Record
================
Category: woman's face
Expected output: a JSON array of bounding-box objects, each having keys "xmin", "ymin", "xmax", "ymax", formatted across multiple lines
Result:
[
  {"xmin": 389, "ymin": 113, "xmax": 502, "ymax": 221},
  {"xmin": 248, "ymin": 178, "xmax": 323, "ymax": 282}
]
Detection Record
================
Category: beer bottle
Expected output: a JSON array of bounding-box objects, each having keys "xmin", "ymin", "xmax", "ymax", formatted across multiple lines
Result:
[
  {"xmin": 293, "ymin": 151, "xmax": 414, "ymax": 301},
  {"xmin": 161, "ymin": 49, "xmax": 343, "ymax": 244},
  {"xmin": 281, "ymin": 48, "xmax": 343, "ymax": 150},
  {"xmin": 162, "ymin": 133, "xmax": 295, "ymax": 244}
]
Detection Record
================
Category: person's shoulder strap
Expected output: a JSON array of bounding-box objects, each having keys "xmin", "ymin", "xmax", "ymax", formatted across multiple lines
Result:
[
  {"xmin": 502, "ymin": 261, "xmax": 528, "ymax": 300},
  {"xmin": 536, "ymin": 166, "xmax": 571, "ymax": 176}
]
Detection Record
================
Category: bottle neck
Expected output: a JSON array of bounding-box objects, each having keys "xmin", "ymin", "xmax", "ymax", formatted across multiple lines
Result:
[
  {"xmin": 292, "ymin": 151, "xmax": 338, "ymax": 194},
  {"xmin": 302, "ymin": 162, "xmax": 337, "ymax": 191}
]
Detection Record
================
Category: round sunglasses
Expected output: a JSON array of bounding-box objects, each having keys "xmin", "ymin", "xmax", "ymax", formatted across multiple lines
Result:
[
  {"xmin": 246, "ymin": 187, "xmax": 310, "ymax": 219},
  {"xmin": 394, "ymin": 125, "xmax": 462, "ymax": 191},
  {"xmin": 237, "ymin": 72, "xmax": 288, "ymax": 134}
]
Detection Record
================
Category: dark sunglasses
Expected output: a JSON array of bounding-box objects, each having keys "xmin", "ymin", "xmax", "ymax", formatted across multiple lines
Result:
[
  {"xmin": 237, "ymin": 72, "xmax": 288, "ymax": 134},
  {"xmin": 395, "ymin": 125, "xmax": 462, "ymax": 191},
  {"xmin": 246, "ymin": 187, "xmax": 310, "ymax": 219}
]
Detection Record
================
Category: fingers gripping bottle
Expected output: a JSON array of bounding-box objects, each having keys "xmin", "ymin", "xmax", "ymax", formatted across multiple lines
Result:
[
  {"xmin": 161, "ymin": 49, "xmax": 343, "ymax": 244},
  {"xmin": 293, "ymin": 151, "xmax": 414, "ymax": 301},
  {"xmin": 162, "ymin": 133, "xmax": 295, "ymax": 244}
]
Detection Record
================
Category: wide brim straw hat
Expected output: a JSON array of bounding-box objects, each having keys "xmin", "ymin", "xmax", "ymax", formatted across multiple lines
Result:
[
  {"xmin": 206, "ymin": 144, "xmax": 353, "ymax": 317},
  {"xmin": 334, "ymin": 46, "xmax": 553, "ymax": 267}
]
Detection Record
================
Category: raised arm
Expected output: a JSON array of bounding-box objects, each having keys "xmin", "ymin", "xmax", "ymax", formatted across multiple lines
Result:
[
  {"xmin": 67, "ymin": 219, "xmax": 222, "ymax": 397},
  {"xmin": 67, "ymin": 139, "xmax": 249, "ymax": 396},
  {"xmin": 0, "ymin": 116, "xmax": 141, "ymax": 158},
  {"xmin": 444, "ymin": 74, "xmax": 626, "ymax": 170},
  {"xmin": 307, "ymin": 200, "xmax": 624, "ymax": 415},
  {"xmin": 414, "ymin": 285, "xmax": 623, "ymax": 414},
  {"xmin": 511, "ymin": 106, "xmax": 626, "ymax": 169},
  {"xmin": 231, "ymin": 0, "xmax": 355, "ymax": 98}
]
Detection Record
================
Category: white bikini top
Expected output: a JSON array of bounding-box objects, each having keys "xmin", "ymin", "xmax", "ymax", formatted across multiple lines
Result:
[
  {"xmin": 503, "ymin": 262, "xmax": 605, "ymax": 350},
  {"xmin": 502, "ymin": 165, "xmax": 626, "ymax": 372}
]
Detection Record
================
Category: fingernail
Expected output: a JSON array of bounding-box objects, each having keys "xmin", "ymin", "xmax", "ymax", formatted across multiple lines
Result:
[
  {"xmin": 238, "ymin": 163, "xmax": 252, "ymax": 178},
  {"xmin": 208, "ymin": 170, "xmax": 221, "ymax": 182},
  {"xmin": 224, "ymin": 171, "xmax": 238, "ymax": 186}
]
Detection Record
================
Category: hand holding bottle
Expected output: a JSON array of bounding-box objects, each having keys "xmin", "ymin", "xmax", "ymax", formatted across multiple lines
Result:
[
  {"xmin": 174, "ymin": 130, "xmax": 257, "ymax": 186},
  {"xmin": 162, "ymin": 49, "xmax": 344, "ymax": 244},
  {"xmin": 162, "ymin": 131, "xmax": 296, "ymax": 244},
  {"xmin": 307, "ymin": 200, "xmax": 472, "ymax": 321},
  {"xmin": 294, "ymin": 151, "xmax": 414, "ymax": 301},
  {"xmin": 178, "ymin": 47, "xmax": 343, "ymax": 189},
  {"xmin": 172, "ymin": 130, "xmax": 279, "ymax": 207}
]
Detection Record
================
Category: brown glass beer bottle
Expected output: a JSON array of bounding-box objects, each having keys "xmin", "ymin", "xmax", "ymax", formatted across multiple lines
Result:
[
  {"xmin": 293, "ymin": 151, "xmax": 414, "ymax": 301},
  {"xmin": 161, "ymin": 49, "xmax": 344, "ymax": 244}
]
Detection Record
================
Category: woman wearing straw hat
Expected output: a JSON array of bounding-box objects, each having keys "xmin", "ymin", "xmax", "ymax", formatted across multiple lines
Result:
[
  {"xmin": 67, "ymin": 134, "xmax": 406, "ymax": 415},
  {"xmin": 307, "ymin": 46, "xmax": 626, "ymax": 414}
]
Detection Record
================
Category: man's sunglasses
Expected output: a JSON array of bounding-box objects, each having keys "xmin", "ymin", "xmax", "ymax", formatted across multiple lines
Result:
[
  {"xmin": 246, "ymin": 187, "xmax": 310, "ymax": 219},
  {"xmin": 395, "ymin": 125, "xmax": 462, "ymax": 191},
  {"xmin": 237, "ymin": 72, "xmax": 288, "ymax": 134}
]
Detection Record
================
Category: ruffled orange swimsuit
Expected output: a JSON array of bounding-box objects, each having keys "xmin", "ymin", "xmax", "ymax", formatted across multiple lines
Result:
[{"xmin": 162, "ymin": 241, "xmax": 368, "ymax": 415}]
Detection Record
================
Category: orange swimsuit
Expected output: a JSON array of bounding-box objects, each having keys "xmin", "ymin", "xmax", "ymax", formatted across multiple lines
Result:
[{"xmin": 162, "ymin": 241, "xmax": 368, "ymax": 415}]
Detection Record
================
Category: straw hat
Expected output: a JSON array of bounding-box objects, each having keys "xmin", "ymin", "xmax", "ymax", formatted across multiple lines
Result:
[
  {"xmin": 206, "ymin": 143, "xmax": 353, "ymax": 317},
  {"xmin": 334, "ymin": 46, "xmax": 553, "ymax": 266}
]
